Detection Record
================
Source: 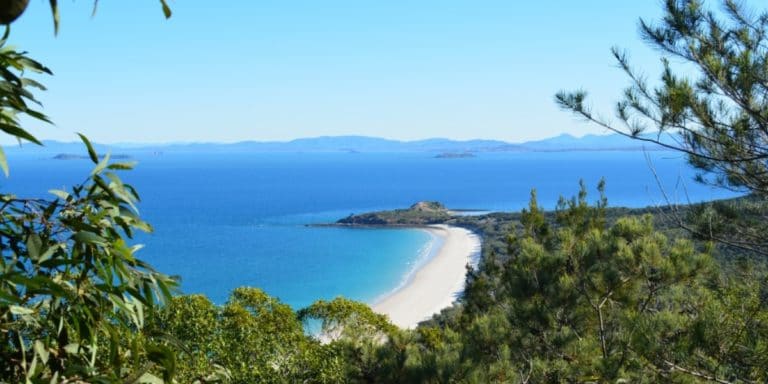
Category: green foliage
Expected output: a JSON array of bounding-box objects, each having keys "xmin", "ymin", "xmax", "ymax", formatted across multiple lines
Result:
[
  {"xmin": 0, "ymin": 137, "xmax": 178, "ymax": 383},
  {"xmin": 558, "ymin": 0, "xmax": 768, "ymax": 197},
  {"xmin": 355, "ymin": 184, "xmax": 768, "ymax": 383},
  {"xmin": 149, "ymin": 295, "xmax": 226, "ymax": 383},
  {"xmin": 557, "ymin": 0, "xmax": 768, "ymax": 255},
  {"xmin": 220, "ymin": 287, "xmax": 310, "ymax": 382},
  {"xmin": 299, "ymin": 297, "xmax": 397, "ymax": 343},
  {"xmin": 0, "ymin": 27, "xmax": 51, "ymax": 175},
  {"xmin": 552, "ymin": 5, "xmax": 768, "ymax": 380},
  {"xmin": 150, "ymin": 289, "xmax": 360, "ymax": 384},
  {"xmin": 497, "ymin": 192, "xmax": 717, "ymax": 381},
  {"xmin": 0, "ymin": 4, "xmax": 180, "ymax": 382},
  {"xmin": 684, "ymin": 195, "xmax": 768, "ymax": 258},
  {"xmin": 298, "ymin": 297, "xmax": 400, "ymax": 382}
]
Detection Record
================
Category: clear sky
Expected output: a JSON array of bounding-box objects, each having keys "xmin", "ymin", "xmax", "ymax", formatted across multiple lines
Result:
[{"xmin": 8, "ymin": 1, "xmax": 671, "ymax": 144}]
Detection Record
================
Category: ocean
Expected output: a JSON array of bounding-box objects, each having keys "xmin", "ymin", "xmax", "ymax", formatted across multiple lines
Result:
[{"xmin": 1, "ymin": 150, "xmax": 740, "ymax": 308}]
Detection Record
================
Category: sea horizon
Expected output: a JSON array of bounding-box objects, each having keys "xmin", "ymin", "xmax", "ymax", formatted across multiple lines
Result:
[{"xmin": 1, "ymin": 131, "xmax": 680, "ymax": 155}]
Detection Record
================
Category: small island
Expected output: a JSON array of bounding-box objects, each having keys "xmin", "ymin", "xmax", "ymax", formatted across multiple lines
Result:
[
  {"xmin": 434, "ymin": 152, "xmax": 475, "ymax": 159},
  {"xmin": 53, "ymin": 153, "xmax": 133, "ymax": 160}
]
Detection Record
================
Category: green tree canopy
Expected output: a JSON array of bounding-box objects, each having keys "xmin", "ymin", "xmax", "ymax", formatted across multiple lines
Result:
[
  {"xmin": 557, "ymin": 0, "xmax": 768, "ymax": 257},
  {"xmin": 558, "ymin": 0, "xmax": 768, "ymax": 197},
  {"xmin": 387, "ymin": 184, "xmax": 768, "ymax": 383}
]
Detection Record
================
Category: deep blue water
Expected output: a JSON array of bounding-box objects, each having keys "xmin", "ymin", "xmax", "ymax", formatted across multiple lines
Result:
[{"xmin": 1, "ymin": 151, "xmax": 740, "ymax": 308}]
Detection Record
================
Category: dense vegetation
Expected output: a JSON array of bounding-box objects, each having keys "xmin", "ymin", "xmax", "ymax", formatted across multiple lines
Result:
[
  {"xmin": 326, "ymin": 185, "xmax": 768, "ymax": 382},
  {"xmin": 1, "ymin": 0, "xmax": 768, "ymax": 382}
]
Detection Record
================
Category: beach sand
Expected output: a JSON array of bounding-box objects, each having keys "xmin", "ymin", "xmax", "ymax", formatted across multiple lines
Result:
[{"xmin": 372, "ymin": 224, "xmax": 481, "ymax": 329}]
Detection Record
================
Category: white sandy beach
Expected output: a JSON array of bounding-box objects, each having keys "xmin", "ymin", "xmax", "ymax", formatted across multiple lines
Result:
[{"xmin": 372, "ymin": 225, "xmax": 481, "ymax": 329}]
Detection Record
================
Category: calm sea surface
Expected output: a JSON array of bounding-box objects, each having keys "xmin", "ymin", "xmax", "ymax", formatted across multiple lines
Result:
[{"xmin": 1, "ymin": 151, "xmax": 740, "ymax": 308}]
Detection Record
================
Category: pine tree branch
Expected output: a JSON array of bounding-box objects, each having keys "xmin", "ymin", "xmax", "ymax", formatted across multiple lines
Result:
[{"xmin": 663, "ymin": 360, "xmax": 735, "ymax": 384}]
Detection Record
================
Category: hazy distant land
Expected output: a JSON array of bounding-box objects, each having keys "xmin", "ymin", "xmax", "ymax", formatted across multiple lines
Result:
[
  {"xmin": 434, "ymin": 152, "xmax": 476, "ymax": 159},
  {"xmin": 5, "ymin": 133, "xmax": 676, "ymax": 156},
  {"xmin": 53, "ymin": 153, "xmax": 133, "ymax": 160}
]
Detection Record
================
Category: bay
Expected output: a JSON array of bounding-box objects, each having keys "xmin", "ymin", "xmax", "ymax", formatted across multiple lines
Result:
[{"xmin": 1, "ymin": 150, "xmax": 739, "ymax": 308}]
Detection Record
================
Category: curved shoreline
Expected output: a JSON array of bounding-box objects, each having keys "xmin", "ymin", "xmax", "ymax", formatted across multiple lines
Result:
[{"xmin": 372, "ymin": 224, "xmax": 481, "ymax": 329}]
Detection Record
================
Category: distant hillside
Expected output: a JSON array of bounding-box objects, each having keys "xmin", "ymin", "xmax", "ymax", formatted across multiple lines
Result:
[
  {"xmin": 2, "ymin": 133, "xmax": 677, "ymax": 155},
  {"xmin": 520, "ymin": 133, "xmax": 678, "ymax": 151},
  {"xmin": 142, "ymin": 136, "xmax": 515, "ymax": 153}
]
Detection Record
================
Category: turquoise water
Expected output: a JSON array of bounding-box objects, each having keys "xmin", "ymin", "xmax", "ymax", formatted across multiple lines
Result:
[{"xmin": 1, "ymin": 151, "xmax": 740, "ymax": 308}]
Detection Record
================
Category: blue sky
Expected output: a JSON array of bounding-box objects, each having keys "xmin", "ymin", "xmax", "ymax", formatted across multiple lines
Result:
[{"xmin": 8, "ymin": 1, "xmax": 669, "ymax": 144}]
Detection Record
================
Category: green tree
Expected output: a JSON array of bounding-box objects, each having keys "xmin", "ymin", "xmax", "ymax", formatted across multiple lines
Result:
[
  {"xmin": 298, "ymin": 297, "xmax": 399, "ymax": 382},
  {"xmin": 393, "ymin": 184, "xmax": 767, "ymax": 383},
  {"xmin": 0, "ymin": 138, "xmax": 179, "ymax": 382},
  {"xmin": 555, "ymin": 4, "xmax": 768, "ymax": 380},
  {"xmin": 556, "ymin": 0, "xmax": 768, "ymax": 255},
  {"xmin": 558, "ymin": 0, "xmax": 768, "ymax": 195},
  {"xmin": 0, "ymin": 2, "xmax": 180, "ymax": 382},
  {"xmin": 148, "ymin": 295, "xmax": 228, "ymax": 383},
  {"xmin": 150, "ymin": 289, "xmax": 364, "ymax": 384},
  {"xmin": 493, "ymin": 184, "xmax": 719, "ymax": 381}
]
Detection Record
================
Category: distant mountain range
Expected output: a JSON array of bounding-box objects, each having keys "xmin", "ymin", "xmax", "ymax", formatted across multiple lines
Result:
[{"xmin": 3, "ymin": 133, "xmax": 679, "ymax": 156}]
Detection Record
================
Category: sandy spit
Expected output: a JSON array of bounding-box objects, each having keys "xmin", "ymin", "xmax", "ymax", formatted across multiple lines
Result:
[{"xmin": 372, "ymin": 224, "xmax": 481, "ymax": 329}]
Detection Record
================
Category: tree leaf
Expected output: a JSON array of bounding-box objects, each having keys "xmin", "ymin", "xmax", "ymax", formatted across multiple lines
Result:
[
  {"xmin": 33, "ymin": 340, "xmax": 49, "ymax": 364},
  {"xmin": 49, "ymin": 189, "xmax": 70, "ymax": 200},
  {"xmin": 21, "ymin": 78, "xmax": 47, "ymax": 91},
  {"xmin": 50, "ymin": 0, "xmax": 60, "ymax": 35},
  {"xmin": 72, "ymin": 231, "xmax": 106, "ymax": 245},
  {"xmin": 15, "ymin": 57, "xmax": 53, "ymax": 75},
  {"xmin": 0, "ymin": 26, "xmax": 9, "ymax": 47},
  {"xmin": 107, "ymin": 161, "xmax": 136, "ymax": 171},
  {"xmin": 91, "ymin": 152, "xmax": 111, "ymax": 176},
  {"xmin": 0, "ymin": 123, "xmax": 41, "ymax": 145},
  {"xmin": 9, "ymin": 305, "xmax": 34, "ymax": 315},
  {"xmin": 26, "ymin": 234, "xmax": 42, "ymax": 260},
  {"xmin": 0, "ymin": 146, "xmax": 8, "ymax": 177},
  {"xmin": 36, "ymin": 245, "xmax": 60, "ymax": 264},
  {"xmin": 160, "ymin": 0, "xmax": 172, "ymax": 19},
  {"xmin": 78, "ymin": 133, "xmax": 99, "ymax": 164}
]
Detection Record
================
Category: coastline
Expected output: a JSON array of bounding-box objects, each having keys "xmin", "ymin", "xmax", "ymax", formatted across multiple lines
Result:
[{"xmin": 372, "ymin": 224, "xmax": 481, "ymax": 329}]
